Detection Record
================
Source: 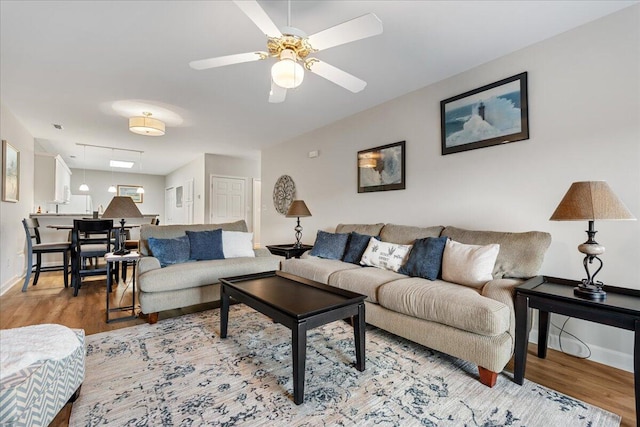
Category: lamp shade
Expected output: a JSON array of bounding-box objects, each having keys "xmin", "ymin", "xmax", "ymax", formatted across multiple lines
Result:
[
  {"xmin": 102, "ymin": 196, "xmax": 144, "ymax": 219},
  {"xmin": 129, "ymin": 113, "xmax": 165, "ymax": 136},
  {"xmin": 286, "ymin": 200, "xmax": 312, "ymax": 218},
  {"xmin": 550, "ymin": 181, "xmax": 635, "ymax": 221}
]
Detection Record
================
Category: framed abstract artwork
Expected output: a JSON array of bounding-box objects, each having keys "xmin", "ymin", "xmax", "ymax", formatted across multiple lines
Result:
[
  {"xmin": 357, "ymin": 141, "xmax": 405, "ymax": 193},
  {"xmin": 441, "ymin": 72, "xmax": 529, "ymax": 155},
  {"xmin": 117, "ymin": 185, "xmax": 143, "ymax": 203},
  {"xmin": 2, "ymin": 140, "xmax": 20, "ymax": 202}
]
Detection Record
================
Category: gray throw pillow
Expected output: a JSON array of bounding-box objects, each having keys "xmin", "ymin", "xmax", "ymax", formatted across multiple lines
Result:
[
  {"xmin": 399, "ymin": 236, "xmax": 448, "ymax": 280},
  {"xmin": 310, "ymin": 230, "xmax": 349, "ymax": 260}
]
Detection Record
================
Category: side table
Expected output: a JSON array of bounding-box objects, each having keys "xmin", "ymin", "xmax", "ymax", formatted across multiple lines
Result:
[
  {"xmin": 514, "ymin": 275, "xmax": 639, "ymax": 425},
  {"xmin": 266, "ymin": 244, "xmax": 313, "ymax": 259},
  {"xmin": 105, "ymin": 251, "xmax": 140, "ymax": 323}
]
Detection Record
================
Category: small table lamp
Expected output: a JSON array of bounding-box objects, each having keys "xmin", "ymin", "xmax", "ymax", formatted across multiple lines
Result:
[
  {"xmin": 286, "ymin": 200, "xmax": 312, "ymax": 248},
  {"xmin": 102, "ymin": 196, "xmax": 143, "ymax": 255},
  {"xmin": 550, "ymin": 181, "xmax": 635, "ymax": 300}
]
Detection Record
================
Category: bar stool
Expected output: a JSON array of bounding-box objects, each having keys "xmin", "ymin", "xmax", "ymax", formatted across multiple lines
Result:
[{"xmin": 21, "ymin": 218, "xmax": 71, "ymax": 292}]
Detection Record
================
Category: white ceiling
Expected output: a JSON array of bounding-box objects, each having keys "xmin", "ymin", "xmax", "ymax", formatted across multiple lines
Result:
[{"xmin": 1, "ymin": 0, "xmax": 636, "ymax": 175}]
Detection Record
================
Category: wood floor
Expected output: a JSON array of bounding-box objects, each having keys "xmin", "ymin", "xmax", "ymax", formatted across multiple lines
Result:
[{"xmin": 1, "ymin": 271, "xmax": 636, "ymax": 427}]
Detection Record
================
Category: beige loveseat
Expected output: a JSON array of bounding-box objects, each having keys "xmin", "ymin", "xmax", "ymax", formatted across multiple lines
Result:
[
  {"xmin": 137, "ymin": 220, "xmax": 281, "ymax": 324},
  {"xmin": 281, "ymin": 223, "xmax": 551, "ymax": 387}
]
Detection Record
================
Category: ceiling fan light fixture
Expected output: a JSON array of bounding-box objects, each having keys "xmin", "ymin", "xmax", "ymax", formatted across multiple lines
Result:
[
  {"xmin": 271, "ymin": 49, "xmax": 304, "ymax": 89},
  {"xmin": 129, "ymin": 112, "xmax": 165, "ymax": 136}
]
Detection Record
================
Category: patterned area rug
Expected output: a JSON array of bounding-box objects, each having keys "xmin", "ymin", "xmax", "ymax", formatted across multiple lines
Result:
[{"xmin": 69, "ymin": 305, "xmax": 621, "ymax": 426}]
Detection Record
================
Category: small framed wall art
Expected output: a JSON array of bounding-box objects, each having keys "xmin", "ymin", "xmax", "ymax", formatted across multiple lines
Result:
[
  {"xmin": 2, "ymin": 140, "xmax": 20, "ymax": 202},
  {"xmin": 357, "ymin": 141, "xmax": 406, "ymax": 193},
  {"xmin": 117, "ymin": 185, "xmax": 143, "ymax": 203},
  {"xmin": 441, "ymin": 72, "xmax": 529, "ymax": 155}
]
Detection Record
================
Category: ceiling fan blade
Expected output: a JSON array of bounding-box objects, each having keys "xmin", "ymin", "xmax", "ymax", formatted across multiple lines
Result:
[
  {"xmin": 233, "ymin": 0, "xmax": 282, "ymax": 38},
  {"xmin": 189, "ymin": 51, "xmax": 267, "ymax": 70},
  {"xmin": 269, "ymin": 81, "xmax": 287, "ymax": 103},
  {"xmin": 307, "ymin": 13, "xmax": 382, "ymax": 51},
  {"xmin": 306, "ymin": 59, "xmax": 367, "ymax": 93}
]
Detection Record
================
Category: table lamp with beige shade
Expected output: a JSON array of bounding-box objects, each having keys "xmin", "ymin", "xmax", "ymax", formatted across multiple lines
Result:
[
  {"xmin": 286, "ymin": 200, "xmax": 312, "ymax": 248},
  {"xmin": 102, "ymin": 196, "xmax": 143, "ymax": 255},
  {"xmin": 550, "ymin": 181, "xmax": 636, "ymax": 300}
]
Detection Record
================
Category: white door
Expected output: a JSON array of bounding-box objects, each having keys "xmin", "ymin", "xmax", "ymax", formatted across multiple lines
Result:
[
  {"xmin": 210, "ymin": 176, "xmax": 246, "ymax": 224},
  {"xmin": 252, "ymin": 179, "xmax": 261, "ymax": 247},
  {"xmin": 165, "ymin": 187, "xmax": 175, "ymax": 224},
  {"xmin": 185, "ymin": 178, "xmax": 195, "ymax": 225}
]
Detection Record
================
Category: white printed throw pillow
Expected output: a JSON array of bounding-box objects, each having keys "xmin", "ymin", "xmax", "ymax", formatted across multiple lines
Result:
[{"xmin": 360, "ymin": 237, "xmax": 412, "ymax": 272}]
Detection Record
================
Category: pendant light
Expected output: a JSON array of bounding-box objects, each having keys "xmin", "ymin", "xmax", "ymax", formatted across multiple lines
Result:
[
  {"xmin": 78, "ymin": 145, "xmax": 89, "ymax": 192},
  {"xmin": 107, "ymin": 148, "xmax": 117, "ymax": 193},
  {"xmin": 136, "ymin": 151, "xmax": 145, "ymax": 194}
]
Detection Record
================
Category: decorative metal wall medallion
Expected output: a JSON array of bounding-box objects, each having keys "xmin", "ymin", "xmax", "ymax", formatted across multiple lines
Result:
[{"xmin": 273, "ymin": 175, "xmax": 296, "ymax": 215}]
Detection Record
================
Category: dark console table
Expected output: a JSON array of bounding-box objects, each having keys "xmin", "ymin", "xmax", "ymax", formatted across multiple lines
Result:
[
  {"xmin": 266, "ymin": 244, "xmax": 313, "ymax": 259},
  {"xmin": 514, "ymin": 275, "xmax": 639, "ymax": 425}
]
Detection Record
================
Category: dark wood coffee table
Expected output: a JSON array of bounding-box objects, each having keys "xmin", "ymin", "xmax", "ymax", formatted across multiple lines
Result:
[{"xmin": 219, "ymin": 270, "xmax": 366, "ymax": 405}]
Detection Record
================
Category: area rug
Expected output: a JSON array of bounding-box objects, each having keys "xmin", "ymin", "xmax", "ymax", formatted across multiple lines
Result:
[{"xmin": 69, "ymin": 305, "xmax": 621, "ymax": 426}]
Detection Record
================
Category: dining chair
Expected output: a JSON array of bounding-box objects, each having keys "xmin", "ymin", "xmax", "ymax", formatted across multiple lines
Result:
[
  {"xmin": 21, "ymin": 218, "xmax": 72, "ymax": 291},
  {"xmin": 71, "ymin": 219, "xmax": 114, "ymax": 296}
]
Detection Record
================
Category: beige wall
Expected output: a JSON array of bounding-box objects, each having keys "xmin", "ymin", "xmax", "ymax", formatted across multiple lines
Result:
[
  {"xmin": 261, "ymin": 7, "xmax": 640, "ymax": 370},
  {"xmin": 0, "ymin": 103, "xmax": 35, "ymax": 294}
]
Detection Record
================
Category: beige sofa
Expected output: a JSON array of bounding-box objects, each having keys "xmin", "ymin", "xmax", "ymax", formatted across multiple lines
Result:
[
  {"xmin": 137, "ymin": 220, "xmax": 282, "ymax": 324},
  {"xmin": 281, "ymin": 223, "xmax": 551, "ymax": 387}
]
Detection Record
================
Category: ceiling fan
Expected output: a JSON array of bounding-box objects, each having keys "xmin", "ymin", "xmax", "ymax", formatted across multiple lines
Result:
[{"xmin": 189, "ymin": 0, "xmax": 383, "ymax": 103}]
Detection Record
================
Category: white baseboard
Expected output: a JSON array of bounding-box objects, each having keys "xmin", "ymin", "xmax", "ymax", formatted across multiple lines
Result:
[
  {"xmin": 529, "ymin": 330, "xmax": 633, "ymax": 373},
  {"xmin": 0, "ymin": 276, "xmax": 20, "ymax": 296}
]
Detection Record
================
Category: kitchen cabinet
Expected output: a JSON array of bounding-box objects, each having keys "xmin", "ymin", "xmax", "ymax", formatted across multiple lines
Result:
[{"xmin": 34, "ymin": 153, "xmax": 72, "ymax": 204}]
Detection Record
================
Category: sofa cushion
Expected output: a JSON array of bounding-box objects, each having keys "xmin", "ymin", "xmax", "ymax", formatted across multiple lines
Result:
[
  {"xmin": 328, "ymin": 267, "xmax": 406, "ymax": 303},
  {"xmin": 399, "ymin": 236, "xmax": 448, "ymax": 280},
  {"xmin": 442, "ymin": 240, "xmax": 500, "ymax": 288},
  {"xmin": 139, "ymin": 220, "xmax": 248, "ymax": 256},
  {"xmin": 441, "ymin": 226, "xmax": 552, "ymax": 279},
  {"xmin": 377, "ymin": 278, "xmax": 510, "ymax": 336},
  {"xmin": 379, "ymin": 224, "xmax": 444, "ymax": 244},
  {"xmin": 280, "ymin": 257, "xmax": 359, "ymax": 284},
  {"xmin": 147, "ymin": 235, "xmax": 191, "ymax": 267},
  {"xmin": 343, "ymin": 232, "xmax": 379, "ymax": 264},
  {"xmin": 335, "ymin": 223, "xmax": 385, "ymax": 236},
  {"xmin": 222, "ymin": 231, "xmax": 255, "ymax": 258},
  {"xmin": 186, "ymin": 229, "xmax": 224, "ymax": 261},
  {"xmin": 138, "ymin": 254, "xmax": 280, "ymax": 293},
  {"xmin": 310, "ymin": 230, "xmax": 349, "ymax": 260},
  {"xmin": 360, "ymin": 238, "xmax": 412, "ymax": 272}
]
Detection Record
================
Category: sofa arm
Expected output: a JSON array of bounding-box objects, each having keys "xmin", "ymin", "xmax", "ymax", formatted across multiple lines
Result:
[
  {"xmin": 481, "ymin": 278, "xmax": 523, "ymax": 348},
  {"xmin": 254, "ymin": 248, "xmax": 277, "ymax": 257},
  {"xmin": 138, "ymin": 256, "xmax": 161, "ymax": 275}
]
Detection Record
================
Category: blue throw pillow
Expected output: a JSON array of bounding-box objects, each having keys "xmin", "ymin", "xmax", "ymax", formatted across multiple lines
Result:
[
  {"xmin": 148, "ymin": 235, "xmax": 191, "ymax": 267},
  {"xmin": 186, "ymin": 229, "xmax": 224, "ymax": 261},
  {"xmin": 310, "ymin": 230, "xmax": 349, "ymax": 260},
  {"xmin": 343, "ymin": 232, "xmax": 379, "ymax": 264},
  {"xmin": 399, "ymin": 236, "xmax": 448, "ymax": 280}
]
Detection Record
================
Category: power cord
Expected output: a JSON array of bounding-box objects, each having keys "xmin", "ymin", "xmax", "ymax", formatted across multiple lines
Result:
[{"xmin": 550, "ymin": 317, "xmax": 592, "ymax": 359}]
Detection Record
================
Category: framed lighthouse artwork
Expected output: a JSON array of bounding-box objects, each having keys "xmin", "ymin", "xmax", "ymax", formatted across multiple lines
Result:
[{"xmin": 440, "ymin": 72, "xmax": 529, "ymax": 155}]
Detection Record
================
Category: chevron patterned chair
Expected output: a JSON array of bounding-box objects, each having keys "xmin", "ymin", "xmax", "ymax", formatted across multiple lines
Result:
[{"xmin": 0, "ymin": 324, "xmax": 85, "ymax": 427}]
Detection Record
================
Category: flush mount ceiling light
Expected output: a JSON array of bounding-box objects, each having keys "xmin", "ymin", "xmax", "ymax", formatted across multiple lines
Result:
[
  {"xmin": 109, "ymin": 160, "xmax": 134, "ymax": 169},
  {"xmin": 129, "ymin": 112, "xmax": 165, "ymax": 136}
]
